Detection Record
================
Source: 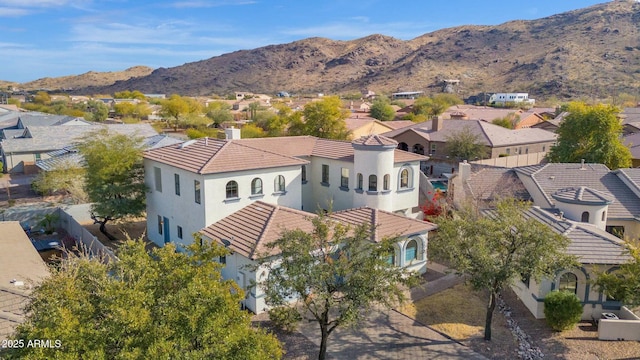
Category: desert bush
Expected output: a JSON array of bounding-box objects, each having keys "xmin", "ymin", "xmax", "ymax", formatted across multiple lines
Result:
[
  {"xmin": 268, "ymin": 306, "xmax": 302, "ymax": 333},
  {"xmin": 544, "ymin": 290, "xmax": 583, "ymax": 331}
]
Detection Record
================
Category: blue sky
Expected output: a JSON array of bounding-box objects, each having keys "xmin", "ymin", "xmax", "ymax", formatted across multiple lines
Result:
[{"xmin": 1, "ymin": 0, "xmax": 607, "ymax": 83}]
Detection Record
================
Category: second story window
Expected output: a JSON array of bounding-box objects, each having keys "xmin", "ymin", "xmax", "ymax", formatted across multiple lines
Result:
[
  {"xmin": 357, "ymin": 173, "xmax": 363, "ymax": 190},
  {"xmin": 400, "ymin": 169, "xmax": 409, "ymax": 188},
  {"xmin": 194, "ymin": 180, "xmax": 201, "ymax": 204},
  {"xmin": 154, "ymin": 167, "xmax": 162, "ymax": 192},
  {"xmin": 340, "ymin": 168, "xmax": 349, "ymax": 189},
  {"xmin": 383, "ymin": 174, "xmax": 390, "ymax": 191},
  {"xmin": 321, "ymin": 164, "xmax": 329, "ymax": 184},
  {"xmin": 274, "ymin": 175, "xmax": 285, "ymax": 192},
  {"xmin": 226, "ymin": 180, "xmax": 238, "ymax": 199},
  {"xmin": 301, "ymin": 165, "xmax": 307, "ymax": 183},
  {"xmin": 368, "ymin": 175, "xmax": 377, "ymax": 192},
  {"xmin": 251, "ymin": 178, "xmax": 263, "ymax": 195},
  {"xmin": 174, "ymin": 174, "xmax": 180, "ymax": 196}
]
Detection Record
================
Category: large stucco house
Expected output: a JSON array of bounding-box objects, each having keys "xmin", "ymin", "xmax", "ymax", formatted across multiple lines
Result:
[
  {"xmin": 457, "ymin": 162, "xmax": 638, "ymax": 320},
  {"xmin": 144, "ymin": 132, "xmax": 435, "ymax": 313}
]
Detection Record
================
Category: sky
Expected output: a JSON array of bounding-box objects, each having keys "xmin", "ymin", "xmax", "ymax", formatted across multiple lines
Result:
[{"xmin": 0, "ymin": 0, "xmax": 609, "ymax": 83}]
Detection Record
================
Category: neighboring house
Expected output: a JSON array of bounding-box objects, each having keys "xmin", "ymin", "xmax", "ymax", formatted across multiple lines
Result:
[
  {"xmin": 143, "ymin": 133, "xmax": 427, "ymax": 249},
  {"xmin": 457, "ymin": 162, "xmax": 633, "ymax": 320},
  {"xmin": 0, "ymin": 221, "xmax": 49, "ymax": 341},
  {"xmin": 391, "ymin": 91, "xmax": 423, "ymax": 100},
  {"xmin": 383, "ymin": 117, "xmax": 557, "ymax": 159},
  {"xmin": 488, "ymin": 92, "xmax": 535, "ymax": 106},
  {"xmin": 1, "ymin": 123, "xmax": 157, "ymax": 173},
  {"xmin": 531, "ymin": 111, "xmax": 569, "ymax": 132},
  {"xmin": 200, "ymin": 201, "xmax": 436, "ymax": 313},
  {"xmin": 623, "ymin": 131, "xmax": 640, "ymax": 167},
  {"xmin": 35, "ymin": 134, "xmax": 183, "ymax": 172},
  {"xmin": 442, "ymin": 105, "xmax": 544, "ymax": 129},
  {"xmin": 345, "ymin": 116, "xmax": 414, "ymax": 139}
]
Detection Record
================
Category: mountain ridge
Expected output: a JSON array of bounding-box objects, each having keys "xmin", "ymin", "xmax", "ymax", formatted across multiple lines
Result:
[{"xmin": 4, "ymin": 1, "xmax": 640, "ymax": 99}]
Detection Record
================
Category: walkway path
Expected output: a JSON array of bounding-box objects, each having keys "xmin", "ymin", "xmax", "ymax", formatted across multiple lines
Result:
[{"xmin": 410, "ymin": 262, "xmax": 467, "ymax": 301}]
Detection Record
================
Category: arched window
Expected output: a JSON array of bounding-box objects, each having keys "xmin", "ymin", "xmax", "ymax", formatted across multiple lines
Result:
[
  {"xmin": 558, "ymin": 273, "xmax": 578, "ymax": 294},
  {"xmin": 387, "ymin": 251, "xmax": 396, "ymax": 266},
  {"xmin": 251, "ymin": 178, "xmax": 263, "ymax": 195},
  {"xmin": 398, "ymin": 142, "xmax": 409, "ymax": 151},
  {"xmin": 226, "ymin": 180, "xmax": 238, "ymax": 198},
  {"xmin": 581, "ymin": 211, "xmax": 590, "ymax": 222},
  {"xmin": 405, "ymin": 239, "xmax": 418, "ymax": 262},
  {"xmin": 368, "ymin": 175, "xmax": 377, "ymax": 191},
  {"xmin": 274, "ymin": 175, "xmax": 285, "ymax": 192},
  {"xmin": 400, "ymin": 168, "xmax": 409, "ymax": 188},
  {"xmin": 383, "ymin": 174, "xmax": 390, "ymax": 190},
  {"xmin": 412, "ymin": 144, "xmax": 424, "ymax": 155}
]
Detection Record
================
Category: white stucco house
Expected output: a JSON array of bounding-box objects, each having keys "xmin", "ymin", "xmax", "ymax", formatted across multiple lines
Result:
[
  {"xmin": 143, "ymin": 132, "xmax": 434, "ymax": 313},
  {"xmin": 488, "ymin": 92, "xmax": 535, "ymax": 106},
  {"xmin": 459, "ymin": 162, "xmax": 636, "ymax": 320}
]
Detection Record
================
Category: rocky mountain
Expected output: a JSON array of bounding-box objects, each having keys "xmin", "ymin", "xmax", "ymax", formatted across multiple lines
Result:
[{"xmin": 13, "ymin": 1, "xmax": 640, "ymax": 99}]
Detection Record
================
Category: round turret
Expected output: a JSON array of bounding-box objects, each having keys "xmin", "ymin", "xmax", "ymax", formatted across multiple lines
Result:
[
  {"xmin": 551, "ymin": 187, "xmax": 614, "ymax": 230},
  {"xmin": 352, "ymin": 135, "xmax": 397, "ymax": 211}
]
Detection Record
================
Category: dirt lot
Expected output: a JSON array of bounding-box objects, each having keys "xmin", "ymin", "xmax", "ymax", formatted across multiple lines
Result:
[{"xmin": 82, "ymin": 220, "xmax": 154, "ymax": 251}]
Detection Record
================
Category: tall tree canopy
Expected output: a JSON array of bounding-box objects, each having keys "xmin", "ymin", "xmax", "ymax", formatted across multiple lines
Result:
[
  {"xmin": 161, "ymin": 94, "xmax": 191, "ymax": 130},
  {"xmin": 78, "ymin": 129, "xmax": 147, "ymax": 240},
  {"xmin": 291, "ymin": 96, "xmax": 350, "ymax": 139},
  {"xmin": 412, "ymin": 94, "xmax": 463, "ymax": 117},
  {"xmin": 2, "ymin": 239, "xmax": 282, "ymax": 359},
  {"xmin": 593, "ymin": 241, "xmax": 640, "ymax": 306},
  {"xmin": 257, "ymin": 211, "xmax": 417, "ymax": 360},
  {"xmin": 369, "ymin": 96, "xmax": 396, "ymax": 121},
  {"xmin": 547, "ymin": 102, "xmax": 631, "ymax": 169},
  {"xmin": 445, "ymin": 126, "xmax": 489, "ymax": 160},
  {"xmin": 431, "ymin": 199, "xmax": 577, "ymax": 340}
]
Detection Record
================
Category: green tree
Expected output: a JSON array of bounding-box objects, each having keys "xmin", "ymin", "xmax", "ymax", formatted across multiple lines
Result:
[
  {"xmin": 241, "ymin": 123, "xmax": 266, "ymax": 138},
  {"xmin": 32, "ymin": 160, "xmax": 87, "ymax": 203},
  {"xmin": 491, "ymin": 113, "xmax": 519, "ymax": 129},
  {"xmin": 547, "ymin": 102, "xmax": 632, "ymax": 169},
  {"xmin": 299, "ymin": 96, "xmax": 350, "ymax": 139},
  {"xmin": 77, "ymin": 129, "xmax": 147, "ymax": 240},
  {"xmin": 593, "ymin": 241, "xmax": 640, "ymax": 306},
  {"xmin": 84, "ymin": 100, "xmax": 109, "ymax": 122},
  {"xmin": 114, "ymin": 90, "xmax": 146, "ymax": 100},
  {"xmin": 161, "ymin": 94, "xmax": 191, "ymax": 130},
  {"xmin": 257, "ymin": 211, "xmax": 417, "ymax": 360},
  {"xmin": 444, "ymin": 126, "xmax": 489, "ymax": 160},
  {"xmin": 431, "ymin": 199, "xmax": 577, "ymax": 340},
  {"xmin": 543, "ymin": 290, "xmax": 583, "ymax": 331},
  {"xmin": 246, "ymin": 101, "xmax": 261, "ymax": 120},
  {"xmin": 205, "ymin": 101, "xmax": 233, "ymax": 126},
  {"xmin": 114, "ymin": 102, "xmax": 137, "ymax": 117},
  {"xmin": 369, "ymin": 96, "xmax": 396, "ymax": 121},
  {"xmin": 2, "ymin": 239, "xmax": 282, "ymax": 359},
  {"xmin": 412, "ymin": 94, "xmax": 462, "ymax": 117},
  {"xmin": 32, "ymin": 91, "xmax": 51, "ymax": 105}
]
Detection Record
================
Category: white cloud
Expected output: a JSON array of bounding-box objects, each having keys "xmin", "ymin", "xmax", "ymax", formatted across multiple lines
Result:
[
  {"xmin": 281, "ymin": 20, "xmax": 436, "ymax": 40},
  {"xmin": 0, "ymin": 7, "xmax": 29, "ymax": 16},
  {"xmin": 170, "ymin": 0, "xmax": 256, "ymax": 8},
  {"xmin": 0, "ymin": 0, "xmax": 80, "ymax": 7}
]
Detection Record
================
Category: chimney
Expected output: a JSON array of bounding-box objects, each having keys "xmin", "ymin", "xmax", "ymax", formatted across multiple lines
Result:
[
  {"xmin": 432, "ymin": 116, "xmax": 444, "ymax": 132},
  {"xmin": 204, "ymin": 137, "xmax": 208, "ymax": 146},
  {"xmin": 459, "ymin": 160, "xmax": 471, "ymax": 183},
  {"xmin": 580, "ymin": 159, "xmax": 585, "ymax": 170},
  {"xmin": 225, "ymin": 126, "xmax": 241, "ymax": 140}
]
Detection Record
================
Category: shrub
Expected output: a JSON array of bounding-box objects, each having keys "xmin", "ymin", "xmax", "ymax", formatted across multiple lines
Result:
[
  {"xmin": 268, "ymin": 306, "xmax": 302, "ymax": 333},
  {"xmin": 544, "ymin": 290, "xmax": 583, "ymax": 331}
]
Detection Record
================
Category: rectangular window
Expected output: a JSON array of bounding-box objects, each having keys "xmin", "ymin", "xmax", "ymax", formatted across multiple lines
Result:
[
  {"xmin": 340, "ymin": 168, "xmax": 349, "ymax": 188},
  {"xmin": 301, "ymin": 165, "xmax": 307, "ymax": 182},
  {"xmin": 174, "ymin": 174, "xmax": 180, "ymax": 196},
  {"xmin": 430, "ymin": 143, "xmax": 436, "ymax": 154},
  {"xmin": 35, "ymin": 153, "xmax": 41, "ymax": 161},
  {"xmin": 154, "ymin": 167, "xmax": 162, "ymax": 192},
  {"xmin": 220, "ymin": 255, "xmax": 226, "ymax": 265},
  {"xmin": 194, "ymin": 180, "xmax": 201, "ymax": 204},
  {"xmin": 177, "ymin": 226, "xmax": 183, "ymax": 239},
  {"xmin": 506, "ymin": 148, "xmax": 510, "ymax": 155},
  {"xmin": 321, "ymin": 164, "xmax": 329, "ymax": 184},
  {"xmin": 157, "ymin": 215, "xmax": 163, "ymax": 235}
]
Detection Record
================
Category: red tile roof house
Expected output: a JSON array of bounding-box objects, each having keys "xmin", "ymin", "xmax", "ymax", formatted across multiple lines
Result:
[{"xmin": 143, "ymin": 133, "xmax": 436, "ymax": 313}]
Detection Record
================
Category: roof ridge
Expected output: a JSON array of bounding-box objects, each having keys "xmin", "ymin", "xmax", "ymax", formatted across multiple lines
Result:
[
  {"xmin": 249, "ymin": 202, "xmax": 278, "ymax": 260},
  {"xmin": 234, "ymin": 140, "xmax": 313, "ymax": 163},
  {"xmin": 198, "ymin": 139, "xmax": 229, "ymax": 174},
  {"xmin": 530, "ymin": 164, "xmax": 553, "ymax": 205},
  {"xmin": 476, "ymin": 121, "xmax": 495, "ymax": 147}
]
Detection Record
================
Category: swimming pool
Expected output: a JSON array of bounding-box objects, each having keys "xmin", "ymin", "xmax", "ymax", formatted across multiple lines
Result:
[{"xmin": 430, "ymin": 180, "xmax": 448, "ymax": 192}]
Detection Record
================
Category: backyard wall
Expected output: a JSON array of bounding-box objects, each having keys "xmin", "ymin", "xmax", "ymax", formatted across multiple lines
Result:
[
  {"xmin": 55, "ymin": 208, "xmax": 116, "ymax": 262},
  {"xmin": 471, "ymin": 152, "xmax": 547, "ymax": 168},
  {"xmin": 598, "ymin": 306, "xmax": 640, "ymax": 341}
]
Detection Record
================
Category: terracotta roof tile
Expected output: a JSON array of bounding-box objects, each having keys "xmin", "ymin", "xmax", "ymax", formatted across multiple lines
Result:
[{"xmin": 352, "ymin": 134, "xmax": 398, "ymax": 147}]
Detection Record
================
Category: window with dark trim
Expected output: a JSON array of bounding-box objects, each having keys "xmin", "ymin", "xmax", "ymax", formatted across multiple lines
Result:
[
  {"xmin": 341, "ymin": 168, "xmax": 349, "ymax": 189},
  {"xmin": 321, "ymin": 164, "xmax": 329, "ymax": 184},
  {"xmin": 357, "ymin": 173, "xmax": 363, "ymax": 190},
  {"xmin": 251, "ymin": 178, "xmax": 263, "ymax": 195},
  {"xmin": 368, "ymin": 175, "xmax": 377, "ymax": 191},
  {"xmin": 301, "ymin": 165, "xmax": 307, "ymax": 182},
  {"xmin": 157, "ymin": 215, "xmax": 163, "ymax": 235},
  {"xmin": 194, "ymin": 180, "xmax": 201, "ymax": 204},
  {"xmin": 226, "ymin": 180, "xmax": 238, "ymax": 198},
  {"xmin": 154, "ymin": 167, "xmax": 162, "ymax": 192},
  {"xmin": 174, "ymin": 174, "xmax": 180, "ymax": 196},
  {"xmin": 177, "ymin": 226, "xmax": 183, "ymax": 239},
  {"xmin": 383, "ymin": 174, "xmax": 390, "ymax": 190},
  {"xmin": 558, "ymin": 273, "xmax": 578, "ymax": 294},
  {"xmin": 405, "ymin": 239, "xmax": 418, "ymax": 262},
  {"xmin": 274, "ymin": 175, "xmax": 285, "ymax": 192},
  {"xmin": 400, "ymin": 169, "xmax": 409, "ymax": 188}
]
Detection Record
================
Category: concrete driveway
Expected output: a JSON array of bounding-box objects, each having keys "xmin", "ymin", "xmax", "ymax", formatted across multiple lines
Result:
[{"xmin": 296, "ymin": 308, "xmax": 488, "ymax": 359}]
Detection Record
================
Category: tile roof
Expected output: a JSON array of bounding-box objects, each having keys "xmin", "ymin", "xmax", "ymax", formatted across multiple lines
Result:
[
  {"xmin": 465, "ymin": 167, "xmax": 530, "ymax": 202},
  {"xmin": 523, "ymin": 207, "xmax": 630, "ymax": 265},
  {"xmin": 384, "ymin": 120, "xmax": 416, "ymax": 130},
  {"xmin": 144, "ymin": 138, "xmax": 309, "ymax": 175},
  {"xmin": 615, "ymin": 168, "xmax": 640, "ymax": 194},
  {"xmin": 382, "ymin": 119, "xmax": 556, "ymax": 147},
  {"xmin": 551, "ymin": 187, "xmax": 615, "ymax": 205},
  {"xmin": 145, "ymin": 136, "xmax": 427, "ymax": 175},
  {"xmin": 442, "ymin": 105, "xmax": 523, "ymax": 122},
  {"xmin": 623, "ymin": 131, "xmax": 640, "ymax": 159},
  {"xmin": 1, "ymin": 124, "xmax": 158, "ymax": 153},
  {"xmin": 200, "ymin": 201, "xmax": 436, "ymax": 260},
  {"xmin": 515, "ymin": 163, "xmax": 640, "ymax": 219},
  {"xmin": 0, "ymin": 222, "xmax": 49, "ymax": 286},
  {"xmin": 352, "ymin": 134, "xmax": 398, "ymax": 147},
  {"xmin": 0, "ymin": 287, "xmax": 29, "ymax": 341}
]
